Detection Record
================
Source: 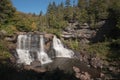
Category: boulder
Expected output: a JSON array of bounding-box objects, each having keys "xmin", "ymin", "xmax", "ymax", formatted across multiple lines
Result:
[
  {"xmin": 5, "ymin": 36, "xmax": 17, "ymax": 42},
  {"xmin": 73, "ymin": 66, "xmax": 91, "ymax": 80},
  {"xmin": 31, "ymin": 60, "xmax": 41, "ymax": 67},
  {"xmin": 23, "ymin": 65, "xmax": 46, "ymax": 72},
  {"xmin": 0, "ymin": 30, "xmax": 7, "ymax": 35},
  {"xmin": 80, "ymin": 23, "xmax": 90, "ymax": 29},
  {"xmin": 73, "ymin": 66, "xmax": 80, "ymax": 73},
  {"xmin": 44, "ymin": 33, "xmax": 54, "ymax": 40},
  {"xmin": 0, "ymin": 30, "xmax": 7, "ymax": 39}
]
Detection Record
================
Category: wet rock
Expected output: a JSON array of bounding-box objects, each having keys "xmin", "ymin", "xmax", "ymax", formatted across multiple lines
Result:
[
  {"xmin": 31, "ymin": 67, "xmax": 46, "ymax": 73},
  {"xmin": 44, "ymin": 38, "xmax": 52, "ymax": 51},
  {"xmin": 100, "ymin": 72, "xmax": 105, "ymax": 78},
  {"xmin": 84, "ymin": 72, "xmax": 91, "ymax": 80},
  {"xmin": 23, "ymin": 65, "xmax": 46, "ymax": 73},
  {"xmin": 79, "ymin": 72, "xmax": 91, "ymax": 80},
  {"xmin": 31, "ymin": 60, "xmax": 41, "ymax": 67},
  {"xmin": 44, "ymin": 33, "xmax": 54, "ymax": 40},
  {"xmin": 73, "ymin": 66, "xmax": 80, "ymax": 73},
  {"xmin": 75, "ymin": 72, "xmax": 81, "ymax": 78},
  {"xmin": 9, "ymin": 56, "xmax": 16, "ymax": 63},
  {"xmin": 73, "ymin": 66, "xmax": 91, "ymax": 80}
]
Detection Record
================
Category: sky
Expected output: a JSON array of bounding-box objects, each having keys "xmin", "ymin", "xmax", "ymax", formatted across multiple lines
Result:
[{"xmin": 11, "ymin": 0, "xmax": 77, "ymax": 15}]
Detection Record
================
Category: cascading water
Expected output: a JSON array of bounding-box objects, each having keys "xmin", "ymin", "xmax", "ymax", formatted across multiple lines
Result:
[
  {"xmin": 16, "ymin": 34, "xmax": 74, "ymax": 66},
  {"xmin": 16, "ymin": 34, "xmax": 52, "ymax": 65},
  {"xmin": 16, "ymin": 35, "xmax": 33, "ymax": 65},
  {"xmin": 16, "ymin": 34, "xmax": 100, "ymax": 79},
  {"xmin": 37, "ymin": 35, "xmax": 52, "ymax": 64},
  {"xmin": 53, "ymin": 36, "xmax": 74, "ymax": 58}
]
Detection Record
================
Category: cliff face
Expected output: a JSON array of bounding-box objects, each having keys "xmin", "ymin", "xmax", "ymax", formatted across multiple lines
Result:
[
  {"xmin": 62, "ymin": 20, "xmax": 114, "ymax": 43},
  {"xmin": 62, "ymin": 22, "xmax": 97, "ymax": 44}
]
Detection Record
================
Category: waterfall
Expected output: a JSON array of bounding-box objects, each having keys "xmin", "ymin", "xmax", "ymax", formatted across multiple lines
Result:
[
  {"xmin": 16, "ymin": 35, "xmax": 33, "ymax": 65},
  {"xmin": 53, "ymin": 36, "xmax": 74, "ymax": 58},
  {"xmin": 16, "ymin": 34, "xmax": 74, "ymax": 65},
  {"xmin": 37, "ymin": 35, "xmax": 52, "ymax": 64},
  {"xmin": 16, "ymin": 34, "xmax": 52, "ymax": 65}
]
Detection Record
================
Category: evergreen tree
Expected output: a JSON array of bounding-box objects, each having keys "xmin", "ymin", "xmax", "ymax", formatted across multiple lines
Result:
[
  {"xmin": 65, "ymin": 0, "xmax": 71, "ymax": 7},
  {"xmin": 47, "ymin": 2, "xmax": 57, "ymax": 28},
  {"xmin": 64, "ymin": 0, "xmax": 74, "ymax": 21},
  {"xmin": 0, "ymin": 0, "xmax": 15, "ymax": 24},
  {"xmin": 39, "ymin": 11, "xmax": 43, "ymax": 17},
  {"xmin": 78, "ymin": 0, "xmax": 87, "ymax": 9}
]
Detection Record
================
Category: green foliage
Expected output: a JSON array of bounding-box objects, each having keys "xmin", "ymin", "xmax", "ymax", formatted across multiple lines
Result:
[
  {"xmin": 0, "ymin": 40, "xmax": 11, "ymax": 59},
  {"xmin": 111, "ymin": 39, "xmax": 120, "ymax": 50},
  {"xmin": 107, "ymin": 0, "xmax": 120, "ymax": 39},
  {"xmin": 0, "ymin": 25, "xmax": 17, "ymax": 35},
  {"xmin": 77, "ymin": 0, "xmax": 87, "ymax": 9},
  {"xmin": 87, "ymin": 42, "xmax": 110, "ymax": 58},
  {"xmin": 108, "ymin": 39, "xmax": 120, "ymax": 61},
  {"xmin": 45, "ymin": 0, "xmax": 117, "ymax": 30},
  {"xmin": 47, "ymin": 2, "xmax": 68, "ymax": 29},
  {"xmin": 108, "ymin": 0, "xmax": 120, "ymax": 20},
  {"xmin": 78, "ymin": 9, "xmax": 89, "ymax": 24},
  {"xmin": 117, "ymin": 17, "xmax": 120, "ymax": 29},
  {"xmin": 13, "ymin": 12, "xmax": 38, "ymax": 32},
  {"xmin": 64, "ymin": 6, "xmax": 74, "ymax": 21},
  {"xmin": 0, "ymin": 0, "xmax": 15, "ymax": 24},
  {"xmin": 0, "ymin": 0, "xmax": 120, "ymax": 58},
  {"xmin": 45, "ymin": 28, "xmax": 62, "ymax": 37},
  {"xmin": 0, "ymin": 0, "xmax": 119, "ymax": 34},
  {"xmin": 64, "ymin": 39, "xmax": 79, "ymax": 50},
  {"xmin": 69, "ymin": 39, "xmax": 79, "ymax": 50}
]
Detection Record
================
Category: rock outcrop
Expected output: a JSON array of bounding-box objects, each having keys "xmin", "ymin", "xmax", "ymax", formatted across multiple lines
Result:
[
  {"xmin": 62, "ymin": 22, "xmax": 96, "ymax": 44},
  {"xmin": 77, "ymin": 50, "xmax": 103, "ymax": 69}
]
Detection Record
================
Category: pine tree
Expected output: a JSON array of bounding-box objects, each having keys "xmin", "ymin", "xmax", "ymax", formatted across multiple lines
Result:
[
  {"xmin": 77, "ymin": 0, "xmax": 87, "ymax": 9},
  {"xmin": 47, "ymin": 2, "xmax": 57, "ymax": 28},
  {"xmin": 39, "ymin": 11, "xmax": 43, "ymax": 17},
  {"xmin": 65, "ymin": 0, "xmax": 71, "ymax": 7},
  {"xmin": 64, "ymin": 0, "xmax": 74, "ymax": 21},
  {"xmin": 0, "ymin": 0, "xmax": 15, "ymax": 24}
]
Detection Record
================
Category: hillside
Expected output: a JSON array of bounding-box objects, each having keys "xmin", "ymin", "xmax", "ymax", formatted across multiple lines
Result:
[{"xmin": 0, "ymin": 0, "xmax": 120, "ymax": 79}]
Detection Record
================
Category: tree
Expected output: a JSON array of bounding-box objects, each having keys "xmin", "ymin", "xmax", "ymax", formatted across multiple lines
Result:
[
  {"xmin": 39, "ymin": 11, "xmax": 43, "ymax": 17},
  {"xmin": 65, "ymin": 0, "xmax": 71, "ymax": 7},
  {"xmin": 77, "ymin": 0, "xmax": 87, "ymax": 9},
  {"xmin": 88, "ymin": 0, "xmax": 109, "ymax": 21},
  {"xmin": 108, "ymin": 0, "xmax": 120, "ymax": 39},
  {"xmin": 47, "ymin": 2, "xmax": 57, "ymax": 28},
  {"xmin": 64, "ymin": 0, "xmax": 74, "ymax": 21},
  {"xmin": 0, "ymin": 0, "xmax": 16, "ymax": 24}
]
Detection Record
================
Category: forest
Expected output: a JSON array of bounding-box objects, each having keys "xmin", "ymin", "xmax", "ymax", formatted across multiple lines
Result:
[{"xmin": 0, "ymin": 0, "xmax": 120, "ymax": 79}]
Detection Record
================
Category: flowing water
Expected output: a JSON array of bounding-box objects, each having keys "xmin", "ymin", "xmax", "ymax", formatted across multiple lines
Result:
[
  {"xmin": 16, "ymin": 34, "xmax": 52, "ymax": 65},
  {"xmin": 16, "ymin": 34, "xmax": 100, "ymax": 78},
  {"xmin": 16, "ymin": 34, "xmax": 74, "ymax": 65},
  {"xmin": 37, "ymin": 35, "xmax": 52, "ymax": 64},
  {"xmin": 53, "ymin": 36, "xmax": 74, "ymax": 58},
  {"xmin": 16, "ymin": 35, "xmax": 33, "ymax": 65}
]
